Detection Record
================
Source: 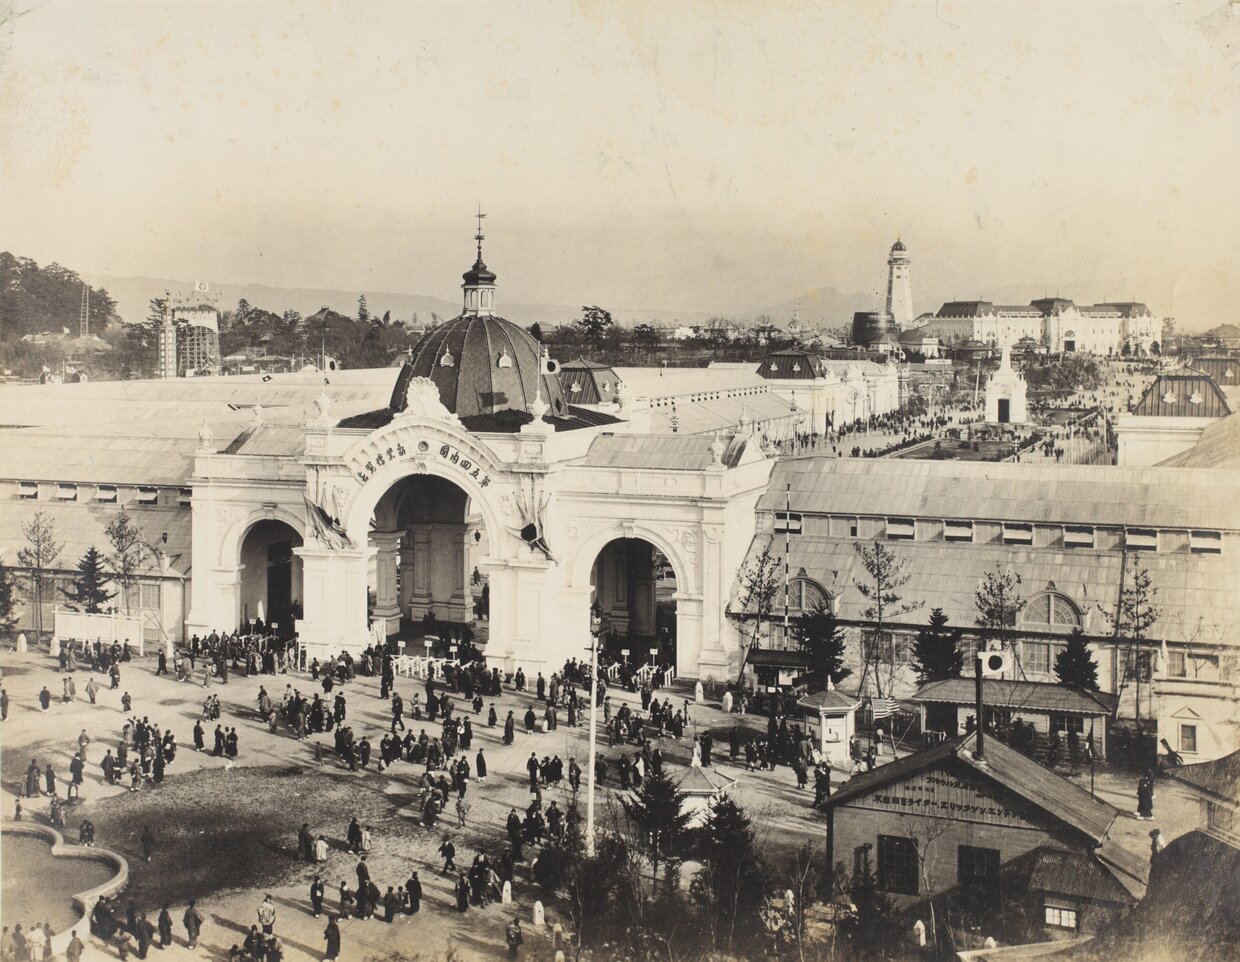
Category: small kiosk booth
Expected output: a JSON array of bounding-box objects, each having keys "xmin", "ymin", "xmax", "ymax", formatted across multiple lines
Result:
[{"xmin": 798, "ymin": 689, "xmax": 860, "ymax": 768}]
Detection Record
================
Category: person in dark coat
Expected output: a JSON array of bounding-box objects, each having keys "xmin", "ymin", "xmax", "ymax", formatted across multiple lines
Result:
[
  {"xmin": 476, "ymin": 748, "xmax": 487, "ymax": 783},
  {"xmin": 405, "ymin": 871, "xmax": 422, "ymax": 914},
  {"xmin": 383, "ymin": 887, "xmax": 400, "ymax": 923},
  {"xmin": 455, "ymin": 874, "xmax": 470, "ymax": 912},
  {"xmin": 310, "ymin": 877, "xmax": 325, "ymax": 918},
  {"xmin": 1137, "ymin": 769, "xmax": 1156, "ymax": 819},
  {"xmin": 182, "ymin": 902, "xmax": 202, "ymax": 949},
  {"xmin": 141, "ymin": 826, "xmax": 156, "ymax": 863},
  {"xmin": 157, "ymin": 905, "xmax": 173, "ymax": 947},
  {"xmin": 323, "ymin": 917, "xmax": 340, "ymax": 961}
]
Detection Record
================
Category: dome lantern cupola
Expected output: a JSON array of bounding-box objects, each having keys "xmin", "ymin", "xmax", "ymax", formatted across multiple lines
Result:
[{"xmin": 462, "ymin": 207, "xmax": 498, "ymax": 316}]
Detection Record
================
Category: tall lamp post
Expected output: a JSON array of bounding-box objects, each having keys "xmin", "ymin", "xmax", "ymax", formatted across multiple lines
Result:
[{"xmin": 586, "ymin": 598, "xmax": 603, "ymax": 857}]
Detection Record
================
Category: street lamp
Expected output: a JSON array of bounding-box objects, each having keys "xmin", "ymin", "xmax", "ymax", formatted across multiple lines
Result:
[{"xmin": 586, "ymin": 597, "xmax": 603, "ymax": 857}]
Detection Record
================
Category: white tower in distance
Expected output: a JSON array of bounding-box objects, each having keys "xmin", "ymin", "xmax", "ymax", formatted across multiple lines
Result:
[{"xmin": 885, "ymin": 238, "xmax": 913, "ymax": 328}]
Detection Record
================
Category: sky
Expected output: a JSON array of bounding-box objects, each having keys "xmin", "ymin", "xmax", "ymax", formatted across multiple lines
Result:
[{"xmin": 1, "ymin": 0, "xmax": 1238, "ymax": 327}]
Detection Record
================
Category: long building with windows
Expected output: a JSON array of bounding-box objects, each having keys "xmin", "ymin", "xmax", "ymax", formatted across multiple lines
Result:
[
  {"xmin": 916, "ymin": 298, "xmax": 1160, "ymax": 355},
  {"xmin": 732, "ymin": 456, "xmax": 1240, "ymax": 761}
]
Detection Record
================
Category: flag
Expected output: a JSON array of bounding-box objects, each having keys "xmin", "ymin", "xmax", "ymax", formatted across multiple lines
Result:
[
  {"xmin": 871, "ymin": 696, "xmax": 899, "ymax": 719},
  {"xmin": 62, "ymin": 326, "xmax": 71, "ymax": 335},
  {"xmin": 42, "ymin": 364, "xmax": 51, "ymax": 373},
  {"xmin": 194, "ymin": 280, "xmax": 210, "ymax": 293}
]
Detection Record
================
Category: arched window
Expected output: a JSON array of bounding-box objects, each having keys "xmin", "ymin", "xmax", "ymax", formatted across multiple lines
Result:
[
  {"xmin": 784, "ymin": 576, "xmax": 830, "ymax": 613},
  {"xmin": 1021, "ymin": 592, "xmax": 1081, "ymax": 629}
]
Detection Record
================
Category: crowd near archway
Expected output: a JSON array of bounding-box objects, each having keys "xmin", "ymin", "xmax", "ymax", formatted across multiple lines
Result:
[
  {"xmin": 589, "ymin": 537, "xmax": 678, "ymax": 669},
  {"xmin": 238, "ymin": 519, "xmax": 303, "ymax": 636}
]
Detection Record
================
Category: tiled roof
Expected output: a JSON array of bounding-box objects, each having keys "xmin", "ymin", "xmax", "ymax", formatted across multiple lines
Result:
[
  {"xmin": 937, "ymin": 301, "xmax": 996, "ymax": 318},
  {"xmin": 757, "ymin": 350, "xmax": 827, "ymax": 380},
  {"xmin": 758, "ymin": 456, "xmax": 1240, "ymax": 530},
  {"xmin": 581, "ymin": 432, "xmax": 750, "ymax": 470},
  {"xmin": 911, "ymin": 677, "xmax": 1118, "ymax": 716},
  {"xmin": 827, "ymin": 732, "xmax": 1118, "ymax": 843},
  {"xmin": 1131, "ymin": 371, "xmax": 1231, "ymax": 418},
  {"xmin": 1165, "ymin": 750, "xmax": 1240, "ymax": 804},
  {"xmin": 798, "ymin": 689, "xmax": 861, "ymax": 711},
  {"xmin": 557, "ymin": 357, "xmax": 621, "ymax": 406}
]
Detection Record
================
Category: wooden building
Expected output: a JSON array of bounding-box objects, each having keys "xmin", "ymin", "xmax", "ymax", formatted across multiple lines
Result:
[{"xmin": 825, "ymin": 732, "xmax": 1147, "ymax": 944}]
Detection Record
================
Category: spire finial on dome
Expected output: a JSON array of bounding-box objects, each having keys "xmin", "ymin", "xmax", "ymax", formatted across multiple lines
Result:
[{"xmin": 475, "ymin": 204, "xmax": 487, "ymax": 261}]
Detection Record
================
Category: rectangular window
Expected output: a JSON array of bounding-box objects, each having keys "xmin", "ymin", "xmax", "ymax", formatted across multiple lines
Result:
[
  {"xmin": 1167, "ymin": 650, "xmax": 1186, "ymax": 678},
  {"xmin": 18, "ymin": 481, "xmax": 38, "ymax": 500},
  {"xmin": 140, "ymin": 583, "xmax": 161, "ymax": 611},
  {"xmin": 1050, "ymin": 712, "xmax": 1085, "ymax": 734},
  {"xmin": 877, "ymin": 836, "xmax": 919, "ymax": 896},
  {"xmin": 178, "ymin": 487, "xmax": 193, "ymax": 506},
  {"xmin": 1024, "ymin": 642, "xmax": 1051, "ymax": 675},
  {"xmin": 55, "ymin": 483, "xmax": 77, "ymax": 501},
  {"xmin": 1002, "ymin": 522, "xmax": 1033, "ymax": 545},
  {"xmin": 1180, "ymin": 724, "xmax": 1197, "ymax": 754},
  {"xmin": 95, "ymin": 485, "xmax": 118, "ymax": 503},
  {"xmin": 944, "ymin": 520, "xmax": 974, "ymax": 543},
  {"xmin": 136, "ymin": 487, "xmax": 159, "ymax": 505},
  {"xmin": 1124, "ymin": 651, "xmax": 1153, "ymax": 682},
  {"xmin": 1045, "ymin": 906, "xmax": 1078, "ymax": 930},
  {"xmin": 1064, "ymin": 525, "xmax": 1095, "ymax": 549},
  {"xmin": 1126, "ymin": 528, "xmax": 1158, "ymax": 552},
  {"xmin": 849, "ymin": 519, "xmax": 859, "ymax": 538},
  {"xmin": 1190, "ymin": 530, "xmax": 1222, "ymax": 555},
  {"xmin": 887, "ymin": 517, "xmax": 915, "ymax": 541},
  {"xmin": 957, "ymin": 845, "xmax": 1000, "ymax": 888}
]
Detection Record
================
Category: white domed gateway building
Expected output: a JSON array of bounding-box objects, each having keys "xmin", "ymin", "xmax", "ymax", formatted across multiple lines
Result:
[{"xmin": 173, "ymin": 245, "xmax": 774, "ymax": 679}]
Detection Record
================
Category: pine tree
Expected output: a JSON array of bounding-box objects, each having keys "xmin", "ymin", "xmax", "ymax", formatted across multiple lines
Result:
[
  {"xmin": 853, "ymin": 540, "xmax": 921, "ymax": 696},
  {"xmin": 17, "ymin": 510, "xmax": 64, "ymax": 641},
  {"xmin": 911, "ymin": 608, "xmax": 964, "ymax": 684},
  {"xmin": 622, "ymin": 767, "xmax": 690, "ymax": 894},
  {"xmin": 792, "ymin": 599, "xmax": 851, "ymax": 691},
  {"xmin": 357, "ymin": 294, "xmax": 370, "ymax": 323},
  {"xmin": 1054, "ymin": 626, "xmax": 1099, "ymax": 691},
  {"xmin": 61, "ymin": 547, "xmax": 115, "ymax": 613},
  {"xmin": 691, "ymin": 797, "xmax": 768, "ymax": 951}
]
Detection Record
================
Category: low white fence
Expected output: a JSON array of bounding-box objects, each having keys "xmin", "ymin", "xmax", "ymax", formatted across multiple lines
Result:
[{"xmin": 53, "ymin": 609, "xmax": 145, "ymax": 656}]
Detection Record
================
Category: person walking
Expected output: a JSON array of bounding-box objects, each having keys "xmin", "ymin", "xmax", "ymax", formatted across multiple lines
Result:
[
  {"xmin": 505, "ymin": 918, "xmax": 523, "ymax": 958},
  {"xmin": 476, "ymin": 747, "xmax": 487, "ymax": 783},
  {"xmin": 66, "ymin": 930, "xmax": 85, "ymax": 962},
  {"xmin": 323, "ymin": 916, "xmax": 341, "ymax": 961},
  {"xmin": 257, "ymin": 894, "xmax": 276, "ymax": 935},
  {"xmin": 405, "ymin": 871, "xmax": 422, "ymax": 914},
  {"xmin": 182, "ymin": 902, "xmax": 203, "ymax": 950},
  {"xmin": 141, "ymin": 825, "xmax": 156, "ymax": 862},
  {"xmin": 310, "ymin": 876, "xmax": 325, "ymax": 918},
  {"xmin": 157, "ymin": 905, "xmax": 173, "ymax": 948}
]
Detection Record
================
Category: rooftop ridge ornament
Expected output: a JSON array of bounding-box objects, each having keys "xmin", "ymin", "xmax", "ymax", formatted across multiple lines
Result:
[
  {"xmin": 474, "ymin": 204, "xmax": 487, "ymax": 261},
  {"xmin": 197, "ymin": 419, "xmax": 215, "ymax": 452}
]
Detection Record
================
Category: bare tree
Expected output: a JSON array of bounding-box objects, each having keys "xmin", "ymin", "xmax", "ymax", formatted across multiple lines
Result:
[
  {"xmin": 730, "ymin": 540, "xmax": 782, "ymax": 685},
  {"xmin": 853, "ymin": 540, "xmax": 921, "ymax": 697},
  {"xmin": 893, "ymin": 811, "xmax": 953, "ymax": 957},
  {"xmin": 974, "ymin": 564, "xmax": 1026, "ymax": 655},
  {"xmin": 17, "ymin": 511, "xmax": 64, "ymax": 642},
  {"xmin": 105, "ymin": 507, "xmax": 154, "ymax": 615}
]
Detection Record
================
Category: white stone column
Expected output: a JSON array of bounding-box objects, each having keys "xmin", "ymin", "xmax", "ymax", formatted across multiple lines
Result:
[
  {"xmin": 676, "ymin": 594, "xmax": 714, "ymax": 681},
  {"xmin": 399, "ymin": 541, "xmax": 415, "ymax": 611},
  {"xmin": 370, "ymin": 530, "xmax": 403, "ymax": 630},
  {"xmin": 409, "ymin": 525, "xmax": 433, "ymax": 618},
  {"xmin": 294, "ymin": 544, "xmax": 374, "ymax": 661}
]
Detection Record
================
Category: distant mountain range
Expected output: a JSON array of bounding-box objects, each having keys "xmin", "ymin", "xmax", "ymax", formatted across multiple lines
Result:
[{"xmin": 83, "ymin": 271, "xmax": 1141, "ymax": 334}]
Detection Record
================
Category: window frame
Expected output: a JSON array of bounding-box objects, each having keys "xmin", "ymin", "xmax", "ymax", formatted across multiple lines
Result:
[
  {"xmin": 1044, "ymin": 905, "xmax": 1078, "ymax": 930},
  {"xmin": 1180, "ymin": 723, "xmax": 1197, "ymax": 754},
  {"xmin": 877, "ymin": 835, "xmax": 919, "ymax": 896},
  {"xmin": 18, "ymin": 481, "xmax": 38, "ymax": 500},
  {"xmin": 957, "ymin": 844, "xmax": 1000, "ymax": 889}
]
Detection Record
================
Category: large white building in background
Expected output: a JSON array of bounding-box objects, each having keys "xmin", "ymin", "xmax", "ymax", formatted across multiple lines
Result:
[
  {"xmin": 917, "ymin": 297, "xmax": 1161, "ymax": 355},
  {"xmin": 1, "ymin": 238, "xmax": 1236, "ymax": 760}
]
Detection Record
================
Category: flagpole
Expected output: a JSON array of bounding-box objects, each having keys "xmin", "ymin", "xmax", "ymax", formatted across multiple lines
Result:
[{"xmin": 783, "ymin": 482, "xmax": 790, "ymax": 648}]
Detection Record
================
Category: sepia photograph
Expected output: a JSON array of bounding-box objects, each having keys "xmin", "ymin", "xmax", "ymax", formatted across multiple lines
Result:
[{"xmin": 0, "ymin": 2, "xmax": 1237, "ymax": 961}]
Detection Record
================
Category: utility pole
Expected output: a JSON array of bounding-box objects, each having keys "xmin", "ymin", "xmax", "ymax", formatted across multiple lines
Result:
[{"xmin": 586, "ymin": 599, "xmax": 602, "ymax": 857}]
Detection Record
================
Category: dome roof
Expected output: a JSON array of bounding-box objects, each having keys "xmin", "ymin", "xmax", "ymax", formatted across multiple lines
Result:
[
  {"xmin": 891, "ymin": 239, "xmax": 907, "ymax": 253},
  {"xmin": 462, "ymin": 256, "xmax": 497, "ymax": 286},
  {"xmin": 399, "ymin": 313, "xmax": 567, "ymax": 421}
]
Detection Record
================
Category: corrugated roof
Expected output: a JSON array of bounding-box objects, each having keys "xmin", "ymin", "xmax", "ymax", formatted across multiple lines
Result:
[
  {"xmin": 557, "ymin": 358, "xmax": 620, "ymax": 405},
  {"xmin": 911, "ymin": 677, "xmax": 1118, "ymax": 716},
  {"xmin": 827, "ymin": 732, "xmax": 1118, "ymax": 842},
  {"xmin": 1027, "ymin": 848, "xmax": 1133, "ymax": 903},
  {"xmin": 0, "ymin": 500, "xmax": 192, "ymax": 576},
  {"xmin": 759, "ymin": 456, "xmax": 1240, "ymax": 530},
  {"xmin": 648, "ymin": 392, "xmax": 798, "ymax": 436},
  {"xmin": 730, "ymin": 532, "xmax": 1240, "ymax": 645},
  {"xmin": 1188, "ymin": 357, "xmax": 1240, "ymax": 388},
  {"xmin": 1158, "ymin": 413, "xmax": 1240, "ymax": 470}
]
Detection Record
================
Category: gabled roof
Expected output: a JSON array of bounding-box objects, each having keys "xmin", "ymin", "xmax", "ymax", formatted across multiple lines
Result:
[
  {"xmin": 1165, "ymin": 750, "xmax": 1240, "ymax": 805},
  {"xmin": 911, "ymin": 677, "xmax": 1118, "ymax": 716},
  {"xmin": 1187, "ymin": 356, "xmax": 1240, "ymax": 388},
  {"xmin": 798, "ymin": 689, "xmax": 861, "ymax": 711},
  {"xmin": 1131, "ymin": 370, "xmax": 1231, "ymax": 418},
  {"xmin": 672, "ymin": 764, "xmax": 737, "ymax": 795},
  {"xmin": 757, "ymin": 350, "xmax": 826, "ymax": 380},
  {"xmin": 937, "ymin": 301, "xmax": 996, "ymax": 319},
  {"xmin": 826, "ymin": 732, "xmax": 1118, "ymax": 843},
  {"xmin": 556, "ymin": 356, "xmax": 620, "ymax": 405}
]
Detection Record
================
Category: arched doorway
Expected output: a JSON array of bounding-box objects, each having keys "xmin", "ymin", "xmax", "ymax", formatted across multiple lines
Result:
[
  {"xmin": 590, "ymin": 537, "xmax": 678, "ymax": 668},
  {"xmin": 370, "ymin": 474, "xmax": 491, "ymax": 650},
  {"xmin": 239, "ymin": 519, "xmax": 303, "ymax": 636}
]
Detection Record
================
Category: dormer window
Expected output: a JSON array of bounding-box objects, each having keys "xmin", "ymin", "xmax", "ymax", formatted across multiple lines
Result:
[
  {"xmin": 439, "ymin": 349, "xmax": 455, "ymax": 368},
  {"xmin": 769, "ymin": 362, "xmax": 778, "ymax": 372},
  {"xmin": 1162, "ymin": 391, "xmax": 1176, "ymax": 404},
  {"xmin": 1188, "ymin": 392, "xmax": 1203, "ymax": 405},
  {"xmin": 570, "ymin": 381, "xmax": 582, "ymax": 393},
  {"xmin": 496, "ymin": 349, "xmax": 513, "ymax": 369}
]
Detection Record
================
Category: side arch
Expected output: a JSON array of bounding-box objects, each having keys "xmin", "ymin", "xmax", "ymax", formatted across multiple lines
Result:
[
  {"xmin": 568, "ymin": 522, "xmax": 698, "ymax": 599},
  {"xmin": 218, "ymin": 506, "xmax": 308, "ymax": 569}
]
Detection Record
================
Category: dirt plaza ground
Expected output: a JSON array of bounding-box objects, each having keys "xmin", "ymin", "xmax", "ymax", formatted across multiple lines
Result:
[{"xmin": 0, "ymin": 644, "xmax": 1205, "ymax": 961}]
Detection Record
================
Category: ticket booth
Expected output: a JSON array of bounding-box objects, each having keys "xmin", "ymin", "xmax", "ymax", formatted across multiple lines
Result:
[{"xmin": 799, "ymin": 690, "xmax": 860, "ymax": 768}]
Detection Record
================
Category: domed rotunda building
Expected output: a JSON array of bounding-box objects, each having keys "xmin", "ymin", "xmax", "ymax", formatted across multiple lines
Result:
[{"xmin": 183, "ymin": 234, "xmax": 775, "ymax": 682}]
